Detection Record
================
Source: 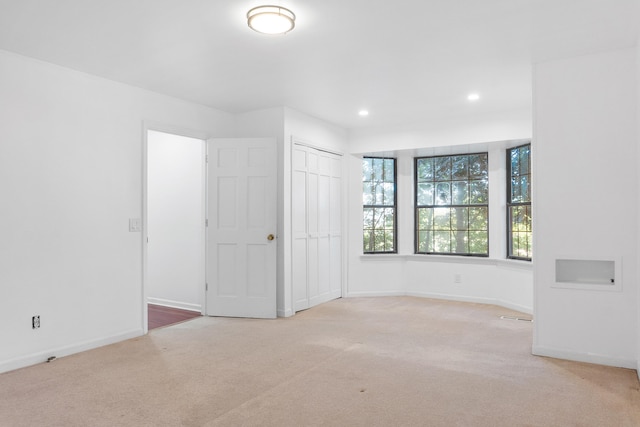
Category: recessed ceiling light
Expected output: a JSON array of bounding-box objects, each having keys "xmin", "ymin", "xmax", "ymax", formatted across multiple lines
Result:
[
  {"xmin": 467, "ymin": 93, "xmax": 480, "ymax": 101},
  {"xmin": 247, "ymin": 5, "xmax": 296, "ymax": 35},
  {"xmin": 358, "ymin": 110, "xmax": 369, "ymax": 117}
]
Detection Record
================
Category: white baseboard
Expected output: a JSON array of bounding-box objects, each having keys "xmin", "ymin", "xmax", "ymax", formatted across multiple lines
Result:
[
  {"xmin": 407, "ymin": 291, "xmax": 533, "ymax": 315},
  {"xmin": 277, "ymin": 308, "xmax": 293, "ymax": 318},
  {"xmin": 532, "ymin": 345, "xmax": 637, "ymax": 370},
  {"xmin": 495, "ymin": 300, "xmax": 533, "ymax": 315},
  {"xmin": 0, "ymin": 328, "xmax": 142, "ymax": 374},
  {"xmin": 147, "ymin": 297, "xmax": 202, "ymax": 313},
  {"xmin": 345, "ymin": 290, "xmax": 532, "ymax": 315},
  {"xmin": 344, "ymin": 291, "xmax": 405, "ymax": 298}
]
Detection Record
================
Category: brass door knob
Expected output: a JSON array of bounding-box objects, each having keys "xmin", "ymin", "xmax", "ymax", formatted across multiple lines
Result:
[{"xmin": 267, "ymin": 234, "xmax": 275, "ymax": 241}]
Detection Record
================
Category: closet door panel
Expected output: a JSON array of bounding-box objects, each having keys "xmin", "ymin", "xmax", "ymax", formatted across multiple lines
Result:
[
  {"xmin": 308, "ymin": 173, "xmax": 318, "ymax": 235},
  {"xmin": 317, "ymin": 236, "xmax": 331, "ymax": 296},
  {"xmin": 308, "ymin": 235, "xmax": 319, "ymax": 300},
  {"xmin": 292, "ymin": 237, "xmax": 308, "ymax": 311},
  {"xmin": 318, "ymin": 174, "xmax": 330, "ymax": 233},
  {"xmin": 316, "ymin": 169, "xmax": 332, "ymax": 301},
  {"xmin": 291, "ymin": 144, "xmax": 342, "ymax": 313},
  {"xmin": 330, "ymin": 235, "xmax": 342, "ymax": 295},
  {"xmin": 330, "ymin": 176, "xmax": 341, "ymax": 232}
]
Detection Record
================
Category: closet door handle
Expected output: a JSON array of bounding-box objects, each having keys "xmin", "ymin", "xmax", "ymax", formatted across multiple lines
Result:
[{"xmin": 267, "ymin": 234, "xmax": 275, "ymax": 241}]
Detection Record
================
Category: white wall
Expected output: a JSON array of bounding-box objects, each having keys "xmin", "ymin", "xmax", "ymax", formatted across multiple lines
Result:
[
  {"xmin": 285, "ymin": 107, "xmax": 349, "ymax": 155},
  {"xmin": 533, "ymin": 47, "xmax": 638, "ymax": 368},
  {"xmin": 348, "ymin": 108, "xmax": 532, "ymax": 154},
  {"xmin": 0, "ymin": 50, "xmax": 235, "ymax": 373},
  {"xmin": 147, "ymin": 130, "xmax": 204, "ymax": 312},
  {"xmin": 4, "ymin": 39, "xmax": 635, "ymax": 375},
  {"xmin": 347, "ymin": 128, "xmax": 534, "ymax": 314}
]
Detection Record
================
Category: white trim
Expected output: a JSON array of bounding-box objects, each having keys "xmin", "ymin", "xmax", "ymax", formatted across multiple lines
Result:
[
  {"xmin": 358, "ymin": 254, "xmax": 533, "ymax": 271},
  {"xmin": 201, "ymin": 140, "xmax": 208, "ymax": 316},
  {"xmin": 532, "ymin": 345, "xmax": 637, "ymax": 370},
  {"xmin": 0, "ymin": 329, "xmax": 142, "ymax": 374},
  {"xmin": 345, "ymin": 291, "xmax": 532, "ymax": 314},
  {"xmin": 406, "ymin": 291, "xmax": 532, "ymax": 314},
  {"xmin": 292, "ymin": 136, "xmax": 344, "ymax": 157},
  {"xmin": 143, "ymin": 121, "xmax": 213, "ymax": 142},
  {"xmin": 345, "ymin": 291, "xmax": 406, "ymax": 298},
  {"xmin": 494, "ymin": 259, "xmax": 534, "ymax": 271},
  {"xmin": 404, "ymin": 254, "xmax": 496, "ymax": 266},
  {"xmin": 356, "ymin": 138, "xmax": 532, "ymax": 158},
  {"xmin": 141, "ymin": 124, "xmax": 149, "ymax": 334},
  {"xmin": 147, "ymin": 298, "xmax": 202, "ymax": 313},
  {"xmin": 359, "ymin": 254, "xmax": 407, "ymax": 262}
]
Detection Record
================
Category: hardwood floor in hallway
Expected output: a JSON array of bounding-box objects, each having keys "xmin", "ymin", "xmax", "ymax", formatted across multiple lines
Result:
[{"xmin": 147, "ymin": 304, "xmax": 201, "ymax": 330}]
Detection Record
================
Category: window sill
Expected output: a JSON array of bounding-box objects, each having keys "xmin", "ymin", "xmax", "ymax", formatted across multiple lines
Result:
[
  {"xmin": 359, "ymin": 254, "xmax": 533, "ymax": 270},
  {"xmin": 359, "ymin": 253, "xmax": 405, "ymax": 262}
]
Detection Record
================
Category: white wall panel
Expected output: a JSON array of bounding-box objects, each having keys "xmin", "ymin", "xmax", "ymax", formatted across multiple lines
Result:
[
  {"xmin": 533, "ymin": 47, "xmax": 638, "ymax": 368},
  {"xmin": 0, "ymin": 49, "xmax": 235, "ymax": 373}
]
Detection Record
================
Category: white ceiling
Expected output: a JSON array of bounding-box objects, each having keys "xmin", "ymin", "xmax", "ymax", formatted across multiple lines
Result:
[{"xmin": 0, "ymin": 0, "xmax": 637, "ymax": 130}]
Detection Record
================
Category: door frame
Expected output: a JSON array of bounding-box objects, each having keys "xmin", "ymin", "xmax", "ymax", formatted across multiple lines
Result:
[{"xmin": 141, "ymin": 121, "xmax": 209, "ymax": 334}]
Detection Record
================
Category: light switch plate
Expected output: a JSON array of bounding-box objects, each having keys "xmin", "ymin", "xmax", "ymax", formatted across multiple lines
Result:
[{"xmin": 129, "ymin": 218, "xmax": 142, "ymax": 232}]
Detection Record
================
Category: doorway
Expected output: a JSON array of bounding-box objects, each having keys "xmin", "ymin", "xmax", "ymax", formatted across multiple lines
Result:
[{"xmin": 145, "ymin": 129, "xmax": 206, "ymax": 329}]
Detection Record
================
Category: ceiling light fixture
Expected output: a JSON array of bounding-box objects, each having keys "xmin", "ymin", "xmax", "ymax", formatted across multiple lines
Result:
[
  {"xmin": 467, "ymin": 93, "xmax": 480, "ymax": 101},
  {"xmin": 359, "ymin": 110, "xmax": 369, "ymax": 117},
  {"xmin": 247, "ymin": 5, "xmax": 296, "ymax": 35}
]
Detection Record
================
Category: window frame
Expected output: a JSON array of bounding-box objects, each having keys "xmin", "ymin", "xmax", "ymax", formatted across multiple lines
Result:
[
  {"xmin": 506, "ymin": 143, "xmax": 532, "ymax": 261},
  {"xmin": 362, "ymin": 156, "xmax": 398, "ymax": 254},
  {"xmin": 414, "ymin": 152, "xmax": 490, "ymax": 257}
]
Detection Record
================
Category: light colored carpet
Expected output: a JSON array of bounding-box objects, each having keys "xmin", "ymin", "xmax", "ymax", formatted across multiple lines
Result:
[{"xmin": 1, "ymin": 297, "xmax": 639, "ymax": 426}]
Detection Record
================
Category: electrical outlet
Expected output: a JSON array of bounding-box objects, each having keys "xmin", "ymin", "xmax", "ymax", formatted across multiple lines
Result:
[
  {"xmin": 32, "ymin": 315, "xmax": 40, "ymax": 329},
  {"xmin": 129, "ymin": 218, "xmax": 142, "ymax": 232},
  {"xmin": 454, "ymin": 274, "xmax": 462, "ymax": 284}
]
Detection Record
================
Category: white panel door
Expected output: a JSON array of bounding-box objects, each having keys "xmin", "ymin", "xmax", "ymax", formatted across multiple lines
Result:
[
  {"xmin": 206, "ymin": 138, "xmax": 277, "ymax": 318},
  {"xmin": 292, "ymin": 143, "xmax": 342, "ymax": 312}
]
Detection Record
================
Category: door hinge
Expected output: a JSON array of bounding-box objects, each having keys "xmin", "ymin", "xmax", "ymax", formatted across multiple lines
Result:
[
  {"xmin": 206, "ymin": 154, "xmax": 208, "ymax": 163},
  {"xmin": 205, "ymin": 282, "xmax": 208, "ymax": 291},
  {"xmin": 205, "ymin": 219, "xmax": 209, "ymax": 227}
]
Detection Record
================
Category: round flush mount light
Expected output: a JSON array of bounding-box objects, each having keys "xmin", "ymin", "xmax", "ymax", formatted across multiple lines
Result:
[
  {"xmin": 247, "ymin": 5, "xmax": 296, "ymax": 35},
  {"xmin": 358, "ymin": 110, "xmax": 370, "ymax": 117},
  {"xmin": 467, "ymin": 93, "xmax": 480, "ymax": 101}
]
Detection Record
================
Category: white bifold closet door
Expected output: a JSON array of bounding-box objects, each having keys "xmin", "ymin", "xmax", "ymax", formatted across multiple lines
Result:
[{"xmin": 292, "ymin": 143, "xmax": 342, "ymax": 312}]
